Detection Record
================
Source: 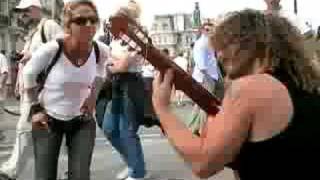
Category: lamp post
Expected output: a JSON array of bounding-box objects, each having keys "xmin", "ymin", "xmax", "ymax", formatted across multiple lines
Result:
[
  {"xmin": 52, "ymin": 0, "xmax": 56, "ymax": 19},
  {"xmin": 294, "ymin": 0, "xmax": 298, "ymax": 15}
]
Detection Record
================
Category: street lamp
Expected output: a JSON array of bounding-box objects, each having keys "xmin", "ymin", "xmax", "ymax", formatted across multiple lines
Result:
[{"xmin": 294, "ymin": 0, "xmax": 298, "ymax": 15}]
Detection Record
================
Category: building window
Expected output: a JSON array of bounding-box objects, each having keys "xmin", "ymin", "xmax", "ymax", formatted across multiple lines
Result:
[
  {"xmin": 0, "ymin": 34, "xmax": 5, "ymax": 51},
  {"xmin": 0, "ymin": 1, "xmax": 7, "ymax": 15},
  {"xmin": 163, "ymin": 36, "xmax": 167, "ymax": 44},
  {"xmin": 153, "ymin": 24, "xmax": 158, "ymax": 31},
  {"xmin": 186, "ymin": 36, "xmax": 190, "ymax": 44},
  {"xmin": 162, "ymin": 23, "xmax": 168, "ymax": 31}
]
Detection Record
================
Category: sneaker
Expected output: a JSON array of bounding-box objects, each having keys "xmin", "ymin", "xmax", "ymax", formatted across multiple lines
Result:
[
  {"xmin": 58, "ymin": 171, "xmax": 69, "ymax": 180},
  {"xmin": 0, "ymin": 171, "xmax": 15, "ymax": 180},
  {"xmin": 125, "ymin": 172, "xmax": 152, "ymax": 180},
  {"xmin": 116, "ymin": 167, "xmax": 129, "ymax": 180}
]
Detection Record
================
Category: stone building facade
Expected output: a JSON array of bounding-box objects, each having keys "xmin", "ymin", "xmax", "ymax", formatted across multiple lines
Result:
[
  {"xmin": 149, "ymin": 13, "xmax": 198, "ymax": 57},
  {"xmin": 0, "ymin": 0, "xmax": 22, "ymax": 53}
]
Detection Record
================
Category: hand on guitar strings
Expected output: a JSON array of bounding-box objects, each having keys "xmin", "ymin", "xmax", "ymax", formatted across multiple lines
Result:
[{"xmin": 152, "ymin": 69, "xmax": 175, "ymax": 114}]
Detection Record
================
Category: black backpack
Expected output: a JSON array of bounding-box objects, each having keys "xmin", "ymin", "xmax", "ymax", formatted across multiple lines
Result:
[{"xmin": 40, "ymin": 20, "xmax": 48, "ymax": 44}]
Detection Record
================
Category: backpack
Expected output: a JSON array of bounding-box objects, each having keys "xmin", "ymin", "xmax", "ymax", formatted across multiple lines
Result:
[{"xmin": 40, "ymin": 20, "xmax": 48, "ymax": 44}]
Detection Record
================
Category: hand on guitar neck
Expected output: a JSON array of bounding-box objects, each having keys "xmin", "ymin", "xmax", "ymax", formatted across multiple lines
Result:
[{"xmin": 109, "ymin": 14, "xmax": 222, "ymax": 115}]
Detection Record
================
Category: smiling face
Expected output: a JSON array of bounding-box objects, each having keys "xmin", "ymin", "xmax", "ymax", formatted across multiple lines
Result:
[{"xmin": 64, "ymin": 2, "xmax": 99, "ymax": 43}]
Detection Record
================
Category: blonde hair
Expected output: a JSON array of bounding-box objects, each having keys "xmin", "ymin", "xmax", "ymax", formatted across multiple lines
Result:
[
  {"xmin": 63, "ymin": 1, "xmax": 99, "ymax": 32},
  {"xmin": 211, "ymin": 9, "xmax": 320, "ymax": 93}
]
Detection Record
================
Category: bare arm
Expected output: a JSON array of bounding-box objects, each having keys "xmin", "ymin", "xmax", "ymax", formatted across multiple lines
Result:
[
  {"xmin": 109, "ymin": 58, "xmax": 129, "ymax": 73},
  {"xmin": 153, "ymin": 71, "xmax": 255, "ymax": 178},
  {"xmin": 22, "ymin": 42, "xmax": 58, "ymax": 103}
]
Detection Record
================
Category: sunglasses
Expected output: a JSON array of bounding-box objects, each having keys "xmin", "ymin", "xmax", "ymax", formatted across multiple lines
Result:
[{"xmin": 71, "ymin": 16, "xmax": 99, "ymax": 26}]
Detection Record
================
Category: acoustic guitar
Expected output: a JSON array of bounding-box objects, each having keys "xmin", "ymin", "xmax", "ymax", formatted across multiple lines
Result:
[{"xmin": 108, "ymin": 13, "xmax": 222, "ymax": 115}]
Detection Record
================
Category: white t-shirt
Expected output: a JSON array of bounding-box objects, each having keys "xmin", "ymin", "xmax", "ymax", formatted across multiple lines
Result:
[
  {"xmin": 192, "ymin": 35, "xmax": 220, "ymax": 83},
  {"xmin": 173, "ymin": 56, "xmax": 188, "ymax": 72},
  {"xmin": 23, "ymin": 40, "xmax": 110, "ymax": 121},
  {"xmin": 142, "ymin": 64, "xmax": 155, "ymax": 78},
  {"xmin": 109, "ymin": 39, "xmax": 143, "ymax": 73},
  {"xmin": 0, "ymin": 53, "xmax": 9, "ymax": 74}
]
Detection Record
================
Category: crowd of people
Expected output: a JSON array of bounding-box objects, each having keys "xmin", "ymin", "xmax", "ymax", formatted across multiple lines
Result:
[{"xmin": 0, "ymin": 0, "xmax": 319, "ymax": 180}]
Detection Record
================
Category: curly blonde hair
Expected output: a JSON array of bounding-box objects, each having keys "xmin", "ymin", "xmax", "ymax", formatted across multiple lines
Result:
[{"xmin": 211, "ymin": 9, "xmax": 320, "ymax": 93}]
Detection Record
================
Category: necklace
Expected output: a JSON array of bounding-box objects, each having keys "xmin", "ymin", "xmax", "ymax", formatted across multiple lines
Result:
[{"xmin": 76, "ymin": 58, "xmax": 86, "ymax": 66}]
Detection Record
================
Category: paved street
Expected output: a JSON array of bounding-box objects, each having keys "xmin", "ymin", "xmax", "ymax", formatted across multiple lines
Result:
[{"xmin": 0, "ymin": 99, "xmax": 236, "ymax": 180}]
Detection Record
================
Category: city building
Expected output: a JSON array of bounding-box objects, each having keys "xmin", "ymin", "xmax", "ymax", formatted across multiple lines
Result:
[
  {"xmin": 0, "ymin": 0, "xmax": 22, "ymax": 53},
  {"xmin": 149, "ymin": 2, "xmax": 209, "ymax": 59},
  {"xmin": 149, "ymin": 13, "xmax": 198, "ymax": 57}
]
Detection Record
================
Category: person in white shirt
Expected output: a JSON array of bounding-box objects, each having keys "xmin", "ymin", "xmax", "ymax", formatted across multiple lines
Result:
[
  {"xmin": 0, "ymin": 52, "xmax": 9, "ymax": 107},
  {"xmin": 15, "ymin": 0, "xmax": 63, "ymax": 99},
  {"xmin": 0, "ymin": 0, "xmax": 63, "ymax": 179},
  {"xmin": 142, "ymin": 61, "xmax": 155, "ymax": 79},
  {"xmin": 22, "ymin": 1, "xmax": 109, "ymax": 179},
  {"xmin": 0, "ymin": 51, "xmax": 9, "ymax": 116},
  {"xmin": 0, "ymin": 51, "xmax": 9, "ymax": 153},
  {"xmin": 142, "ymin": 60, "xmax": 156, "ymax": 119},
  {"xmin": 188, "ymin": 23, "xmax": 223, "ymax": 135},
  {"xmin": 173, "ymin": 52, "xmax": 188, "ymax": 106},
  {"xmin": 101, "ymin": 1, "xmax": 151, "ymax": 179},
  {"xmin": 103, "ymin": 37, "xmax": 151, "ymax": 180}
]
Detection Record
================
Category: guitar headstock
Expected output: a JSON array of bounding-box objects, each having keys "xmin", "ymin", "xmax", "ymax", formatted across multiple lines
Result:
[{"xmin": 109, "ymin": 13, "xmax": 152, "ymax": 56}]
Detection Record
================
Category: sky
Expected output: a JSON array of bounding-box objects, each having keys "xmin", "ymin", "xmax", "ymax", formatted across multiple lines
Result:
[{"xmin": 93, "ymin": 0, "xmax": 320, "ymax": 30}]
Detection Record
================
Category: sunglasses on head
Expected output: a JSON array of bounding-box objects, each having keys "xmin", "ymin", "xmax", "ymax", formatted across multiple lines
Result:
[{"xmin": 71, "ymin": 16, "xmax": 98, "ymax": 26}]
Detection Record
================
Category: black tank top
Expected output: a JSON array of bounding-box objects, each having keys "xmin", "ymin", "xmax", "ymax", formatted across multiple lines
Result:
[{"xmin": 229, "ymin": 69, "xmax": 320, "ymax": 180}]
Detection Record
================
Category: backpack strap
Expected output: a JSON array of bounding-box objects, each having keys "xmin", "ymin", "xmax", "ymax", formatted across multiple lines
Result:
[
  {"xmin": 92, "ymin": 41, "xmax": 100, "ymax": 64},
  {"xmin": 40, "ymin": 20, "xmax": 48, "ymax": 44},
  {"xmin": 37, "ymin": 38, "xmax": 63, "ymax": 93}
]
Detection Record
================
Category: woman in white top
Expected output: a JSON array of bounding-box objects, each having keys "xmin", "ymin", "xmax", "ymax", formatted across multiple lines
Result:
[{"xmin": 22, "ymin": 1, "xmax": 109, "ymax": 179}]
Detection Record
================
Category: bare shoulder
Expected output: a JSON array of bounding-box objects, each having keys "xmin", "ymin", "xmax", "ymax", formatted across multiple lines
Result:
[{"xmin": 225, "ymin": 74, "xmax": 289, "ymax": 104}]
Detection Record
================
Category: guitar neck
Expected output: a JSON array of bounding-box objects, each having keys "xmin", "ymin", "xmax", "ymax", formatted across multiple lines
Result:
[
  {"xmin": 143, "ymin": 45, "xmax": 221, "ymax": 115},
  {"xmin": 108, "ymin": 15, "xmax": 221, "ymax": 115}
]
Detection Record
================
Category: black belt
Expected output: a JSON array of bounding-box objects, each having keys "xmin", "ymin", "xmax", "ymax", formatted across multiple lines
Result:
[{"xmin": 111, "ymin": 72, "xmax": 141, "ymax": 81}]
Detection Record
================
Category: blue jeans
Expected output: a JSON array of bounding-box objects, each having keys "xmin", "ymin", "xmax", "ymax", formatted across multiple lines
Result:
[{"xmin": 103, "ymin": 109, "xmax": 146, "ymax": 178}]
